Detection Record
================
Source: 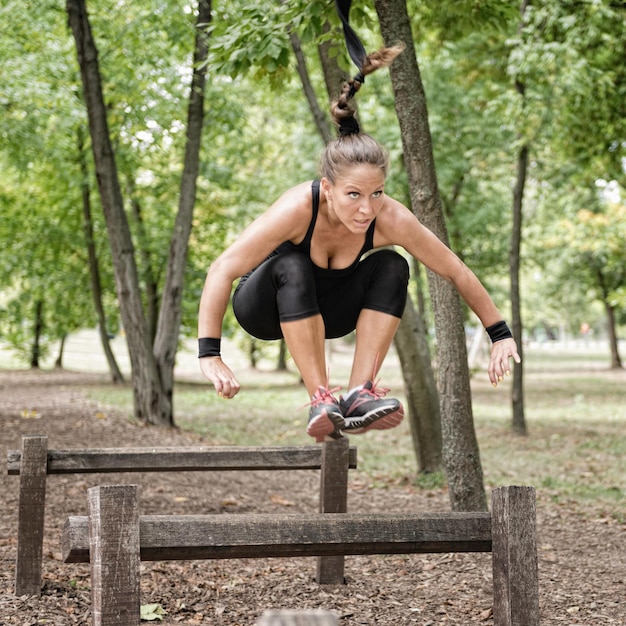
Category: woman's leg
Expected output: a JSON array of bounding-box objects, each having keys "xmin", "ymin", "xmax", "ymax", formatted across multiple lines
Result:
[
  {"xmin": 233, "ymin": 251, "xmax": 332, "ymax": 392},
  {"xmin": 325, "ymin": 250, "xmax": 409, "ymax": 433},
  {"xmin": 232, "ymin": 252, "xmax": 343, "ymax": 441},
  {"xmin": 349, "ymin": 309, "xmax": 402, "ymax": 388},
  {"xmin": 280, "ymin": 314, "xmax": 327, "ymax": 397},
  {"xmin": 281, "ymin": 314, "xmax": 344, "ymax": 441}
]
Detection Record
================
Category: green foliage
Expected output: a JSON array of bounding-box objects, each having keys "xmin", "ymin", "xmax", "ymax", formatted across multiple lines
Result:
[
  {"xmin": 550, "ymin": 202, "xmax": 626, "ymax": 308},
  {"xmin": 1, "ymin": 0, "xmax": 624, "ymax": 365},
  {"xmin": 413, "ymin": 0, "xmax": 520, "ymax": 41},
  {"xmin": 207, "ymin": 2, "xmax": 293, "ymax": 83}
]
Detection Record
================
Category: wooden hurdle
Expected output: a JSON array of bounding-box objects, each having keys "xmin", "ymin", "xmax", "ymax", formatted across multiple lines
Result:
[
  {"xmin": 256, "ymin": 610, "xmax": 338, "ymax": 625},
  {"xmin": 63, "ymin": 483, "xmax": 539, "ymax": 626},
  {"xmin": 8, "ymin": 434, "xmax": 356, "ymax": 595}
]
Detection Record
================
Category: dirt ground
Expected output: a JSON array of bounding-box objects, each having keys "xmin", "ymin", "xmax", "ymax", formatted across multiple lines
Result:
[{"xmin": 1, "ymin": 368, "xmax": 624, "ymax": 625}]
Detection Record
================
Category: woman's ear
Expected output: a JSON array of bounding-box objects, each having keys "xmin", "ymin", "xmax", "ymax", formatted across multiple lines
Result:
[{"xmin": 320, "ymin": 177, "xmax": 332, "ymax": 199}]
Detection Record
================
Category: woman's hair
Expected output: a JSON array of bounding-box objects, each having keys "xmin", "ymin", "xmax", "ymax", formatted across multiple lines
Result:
[{"xmin": 319, "ymin": 44, "xmax": 404, "ymax": 183}]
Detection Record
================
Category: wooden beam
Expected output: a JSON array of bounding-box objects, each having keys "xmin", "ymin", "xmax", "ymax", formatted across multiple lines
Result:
[
  {"xmin": 14, "ymin": 434, "xmax": 48, "ymax": 596},
  {"xmin": 316, "ymin": 436, "xmax": 350, "ymax": 584},
  {"xmin": 257, "ymin": 610, "xmax": 338, "ymax": 625},
  {"xmin": 89, "ymin": 485, "xmax": 141, "ymax": 626},
  {"xmin": 491, "ymin": 486, "xmax": 539, "ymax": 626},
  {"xmin": 8, "ymin": 444, "xmax": 357, "ymax": 474},
  {"xmin": 63, "ymin": 510, "xmax": 492, "ymax": 563}
]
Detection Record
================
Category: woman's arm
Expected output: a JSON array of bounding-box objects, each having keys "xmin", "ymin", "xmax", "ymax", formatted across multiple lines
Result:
[
  {"xmin": 197, "ymin": 182, "xmax": 312, "ymax": 397},
  {"xmin": 377, "ymin": 198, "xmax": 521, "ymax": 386}
]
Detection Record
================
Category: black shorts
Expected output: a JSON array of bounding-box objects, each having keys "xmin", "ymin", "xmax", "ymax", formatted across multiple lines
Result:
[{"xmin": 232, "ymin": 249, "xmax": 409, "ymax": 340}]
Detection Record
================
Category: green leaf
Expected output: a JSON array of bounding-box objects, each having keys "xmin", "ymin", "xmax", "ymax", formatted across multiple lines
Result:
[{"xmin": 140, "ymin": 603, "xmax": 167, "ymax": 621}]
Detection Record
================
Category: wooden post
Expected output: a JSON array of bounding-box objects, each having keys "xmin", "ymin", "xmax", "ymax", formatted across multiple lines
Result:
[
  {"xmin": 14, "ymin": 434, "xmax": 48, "ymax": 596},
  {"xmin": 257, "ymin": 610, "xmax": 338, "ymax": 625},
  {"xmin": 88, "ymin": 485, "xmax": 140, "ymax": 626},
  {"xmin": 491, "ymin": 486, "xmax": 539, "ymax": 626},
  {"xmin": 316, "ymin": 437, "xmax": 350, "ymax": 584}
]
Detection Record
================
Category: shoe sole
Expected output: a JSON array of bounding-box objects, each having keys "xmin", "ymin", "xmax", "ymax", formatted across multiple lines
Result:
[
  {"xmin": 307, "ymin": 410, "xmax": 345, "ymax": 443},
  {"xmin": 343, "ymin": 405, "xmax": 404, "ymax": 434}
]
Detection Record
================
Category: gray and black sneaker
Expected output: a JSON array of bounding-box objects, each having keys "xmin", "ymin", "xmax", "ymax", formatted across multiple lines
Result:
[
  {"xmin": 306, "ymin": 386, "xmax": 345, "ymax": 443},
  {"xmin": 340, "ymin": 380, "xmax": 404, "ymax": 434}
]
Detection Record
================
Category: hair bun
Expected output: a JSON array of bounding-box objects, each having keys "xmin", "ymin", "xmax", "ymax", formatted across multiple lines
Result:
[{"xmin": 338, "ymin": 116, "xmax": 360, "ymax": 136}]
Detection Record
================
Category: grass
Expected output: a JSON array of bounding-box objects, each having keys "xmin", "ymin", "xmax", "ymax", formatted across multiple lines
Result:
[
  {"xmin": 85, "ymin": 348, "xmax": 626, "ymax": 519},
  {"xmin": 471, "ymin": 355, "xmax": 625, "ymax": 518}
]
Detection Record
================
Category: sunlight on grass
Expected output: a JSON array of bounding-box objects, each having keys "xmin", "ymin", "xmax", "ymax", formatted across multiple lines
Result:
[
  {"xmin": 85, "ymin": 350, "xmax": 626, "ymax": 515},
  {"xmin": 472, "ymin": 364, "xmax": 625, "ymax": 517}
]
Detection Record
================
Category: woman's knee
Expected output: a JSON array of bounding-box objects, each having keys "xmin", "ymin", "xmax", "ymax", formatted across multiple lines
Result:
[
  {"xmin": 363, "ymin": 250, "xmax": 409, "ymax": 316},
  {"xmin": 271, "ymin": 252, "xmax": 315, "ymax": 287},
  {"xmin": 371, "ymin": 249, "xmax": 409, "ymax": 286}
]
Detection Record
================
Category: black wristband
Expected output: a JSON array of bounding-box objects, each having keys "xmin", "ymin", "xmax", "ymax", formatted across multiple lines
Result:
[
  {"xmin": 198, "ymin": 337, "xmax": 221, "ymax": 358},
  {"xmin": 485, "ymin": 321, "xmax": 513, "ymax": 343}
]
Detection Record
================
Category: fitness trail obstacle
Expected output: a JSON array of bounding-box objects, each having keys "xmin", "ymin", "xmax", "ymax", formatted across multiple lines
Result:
[
  {"xmin": 256, "ymin": 610, "xmax": 337, "ymax": 625},
  {"xmin": 8, "ymin": 434, "xmax": 356, "ymax": 595},
  {"xmin": 62, "ymin": 483, "xmax": 539, "ymax": 626}
]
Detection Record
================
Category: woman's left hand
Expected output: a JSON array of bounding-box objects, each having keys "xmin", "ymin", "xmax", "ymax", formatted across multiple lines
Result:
[{"xmin": 488, "ymin": 337, "xmax": 521, "ymax": 387}]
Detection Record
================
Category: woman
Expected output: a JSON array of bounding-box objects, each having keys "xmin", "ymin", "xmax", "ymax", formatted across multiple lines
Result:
[{"xmin": 198, "ymin": 47, "xmax": 520, "ymax": 442}]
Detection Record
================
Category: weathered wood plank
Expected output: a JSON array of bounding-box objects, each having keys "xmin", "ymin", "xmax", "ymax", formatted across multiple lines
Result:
[
  {"xmin": 316, "ymin": 437, "xmax": 350, "ymax": 584},
  {"xmin": 89, "ymin": 485, "xmax": 140, "ymax": 626},
  {"xmin": 491, "ymin": 486, "xmax": 539, "ymax": 626},
  {"xmin": 63, "ymin": 511, "xmax": 493, "ymax": 563},
  {"xmin": 256, "ymin": 610, "xmax": 338, "ymax": 625},
  {"xmin": 14, "ymin": 434, "xmax": 48, "ymax": 596},
  {"xmin": 8, "ymin": 445, "xmax": 357, "ymax": 474}
]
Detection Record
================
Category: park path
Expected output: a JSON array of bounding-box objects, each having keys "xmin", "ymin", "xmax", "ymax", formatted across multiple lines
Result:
[{"xmin": 1, "ymin": 367, "xmax": 625, "ymax": 624}]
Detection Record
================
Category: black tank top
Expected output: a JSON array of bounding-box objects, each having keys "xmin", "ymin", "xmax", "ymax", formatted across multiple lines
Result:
[{"xmin": 276, "ymin": 180, "xmax": 376, "ymax": 275}]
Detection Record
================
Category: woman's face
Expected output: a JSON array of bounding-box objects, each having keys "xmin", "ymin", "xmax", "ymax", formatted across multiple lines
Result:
[{"xmin": 322, "ymin": 164, "xmax": 386, "ymax": 234}]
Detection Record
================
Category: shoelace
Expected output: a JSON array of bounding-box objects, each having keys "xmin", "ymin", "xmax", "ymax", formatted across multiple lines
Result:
[
  {"xmin": 358, "ymin": 352, "xmax": 389, "ymax": 400},
  {"xmin": 361, "ymin": 379, "xmax": 389, "ymax": 400},
  {"xmin": 305, "ymin": 385, "xmax": 342, "ymax": 409}
]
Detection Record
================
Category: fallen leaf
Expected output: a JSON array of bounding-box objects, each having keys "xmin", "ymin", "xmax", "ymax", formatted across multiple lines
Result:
[
  {"xmin": 140, "ymin": 603, "xmax": 167, "ymax": 621},
  {"xmin": 270, "ymin": 494, "xmax": 295, "ymax": 506}
]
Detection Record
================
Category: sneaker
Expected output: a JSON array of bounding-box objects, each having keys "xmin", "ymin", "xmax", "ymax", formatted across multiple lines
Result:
[
  {"xmin": 340, "ymin": 380, "xmax": 404, "ymax": 434},
  {"xmin": 306, "ymin": 386, "xmax": 345, "ymax": 443}
]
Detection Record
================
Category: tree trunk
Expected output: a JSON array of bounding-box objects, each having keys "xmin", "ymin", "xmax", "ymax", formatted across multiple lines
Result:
[
  {"xmin": 128, "ymin": 186, "xmax": 159, "ymax": 344},
  {"xmin": 153, "ymin": 0, "xmax": 212, "ymax": 418},
  {"xmin": 510, "ymin": 0, "xmax": 531, "ymax": 435},
  {"xmin": 67, "ymin": 0, "xmax": 169, "ymax": 424},
  {"xmin": 77, "ymin": 126, "xmax": 124, "ymax": 384},
  {"xmin": 374, "ymin": 0, "xmax": 486, "ymax": 511},
  {"xmin": 596, "ymin": 269, "xmax": 623, "ymax": 369},
  {"xmin": 29, "ymin": 299, "xmax": 43, "ymax": 369},
  {"xmin": 54, "ymin": 334, "xmax": 66, "ymax": 369},
  {"xmin": 318, "ymin": 20, "xmax": 351, "ymax": 103},
  {"xmin": 604, "ymin": 302, "xmax": 623, "ymax": 369},
  {"xmin": 510, "ymin": 140, "xmax": 527, "ymax": 434},
  {"xmin": 393, "ymin": 296, "xmax": 442, "ymax": 473},
  {"xmin": 289, "ymin": 28, "xmax": 333, "ymax": 144}
]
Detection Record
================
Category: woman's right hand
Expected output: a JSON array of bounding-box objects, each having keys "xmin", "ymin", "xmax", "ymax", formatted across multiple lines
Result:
[{"xmin": 199, "ymin": 357, "xmax": 241, "ymax": 399}]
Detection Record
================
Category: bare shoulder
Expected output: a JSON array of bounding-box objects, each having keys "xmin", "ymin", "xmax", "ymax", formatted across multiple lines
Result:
[
  {"xmin": 214, "ymin": 181, "xmax": 316, "ymax": 278},
  {"xmin": 233, "ymin": 180, "xmax": 314, "ymax": 249},
  {"xmin": 375, "ymin": 195, "xmax": 424, "ymax": 247},
  {"xmin": 375, "ymin": 194, "xmax": 460, "ymax": 276},
  {"xmin": 260, "ymin": 180, "xmax": 314, "ymax": 241},
  {"xmin": 268, "ymin": 180, "xmax": 314, "ymax": 215}
]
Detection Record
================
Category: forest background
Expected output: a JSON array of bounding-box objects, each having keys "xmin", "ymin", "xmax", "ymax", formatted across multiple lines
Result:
[{"xmin": 1, "ymin": 0, "xmax": 624, "ymax": 510}]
